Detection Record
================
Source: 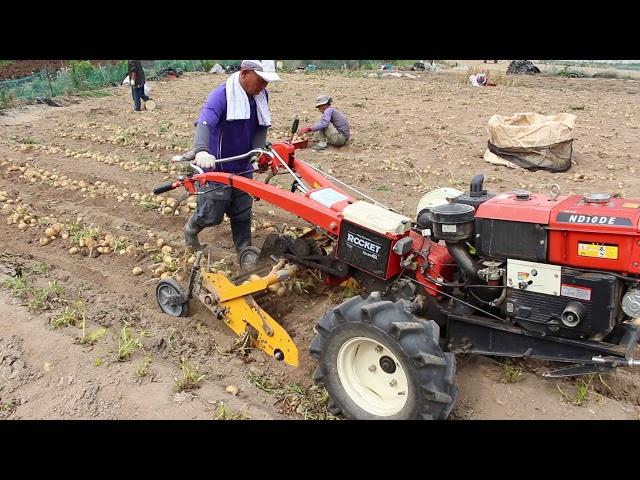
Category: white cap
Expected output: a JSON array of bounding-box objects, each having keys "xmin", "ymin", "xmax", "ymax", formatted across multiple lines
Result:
[
  {"xmin": 241, "ymin": 60, "xmax": 281, "ymax": 82},
  {"xmin": 315, "ymin": 94, "xmax": 331, "ymax": 107}
]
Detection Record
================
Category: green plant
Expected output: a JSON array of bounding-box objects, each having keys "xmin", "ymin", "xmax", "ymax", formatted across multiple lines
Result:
[
  {"xmin": 116, "ymin": 324, "xmax": 144, "ymax": 361},
  {"xmin": 112, "ymin": 238, "xmax": 131, "ymax": 252},
  {"xmin": 174, "ymin": 357, "xmax": 205, "ymax": 391},
  {"xmin": 557, "ymin": 376, "xmax": 593, "ymax": 406},
  {"xmin": 69, "ymin": 60, "xmax": 95, "ymax": 90},
  {"xmin": 1, "ymin": 399, "xmax": 16, "ymax": 413},
  {"xmin": 557, "ymin": 66, "xmax": 586, "ymax": 78},
  {"xmin": 48, "ymin": 280, "xmax": 64, "ymax": 296},
  {"xmin": 28, "ymin": 287, "xmax": 49, "ymax": 312},
  {"xmin": 290, "ymin": 279, "xmax": 310, "ymax": 295},
  {"xmin": 500, "ymin": 361, "xmax": 524, "ymax": 383},
  {"xmin": 67, "ymin": 222, "xmax": 100, "ymax": 246},
  {"xmin": 139, "ymin": 196, "xmax": 159, "ymax": 210},
  {"xmin": 51, "ymin": 306, "xmax": 81, "ymax": 329},
  {"xmin": 574, "ymin": 378, "xmax": 591, "ymax": 405},
  {"xmin": 75, "ymin": 89, "xmax": 111, "ymax": 97},
  {"xmin": 80, "ymin": 324, "xmax": 107, "ymax": 345},
  {"xmin": 17, "ymin": 137, "xmax": 41, "ymax": 144},
  {"xmin": 136, "ymin": 357, "xmax": 151, "ymax": 378},
  {"xmin": 245, "ymin": 372, "xmax": 336, "ymax": 419},
  {"xmin": 215, "ymin": 402, "xmax": 250, "ymax": 420},
  {"xmin": 158, "ymin": 121, "xmax": 172, "ymax": 134},
  {"xmin": 94, "ymin": 357, "xmax": 104, "ymax": 366},
  {"xmin": 3, "ymin": 274, "xmax": 31, "ymax": 298},
  {"xmin": 31, "ymin": 261, "xmax": 50, "ymax": 275}
]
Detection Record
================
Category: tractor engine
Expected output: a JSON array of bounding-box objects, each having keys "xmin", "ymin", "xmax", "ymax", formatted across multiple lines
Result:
[{"xmin": 421, "ymin": 179, "xmax": 640, "ymax": 341}]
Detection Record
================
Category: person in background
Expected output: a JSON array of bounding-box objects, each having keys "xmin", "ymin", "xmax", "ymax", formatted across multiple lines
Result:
[
  {"xmin": 127, "ymin": 60, "xmax": 151, "ymax": 111},
  {"xmin": 298, "ymin": 95, "xmax": 350, "ymax": 150},
  {"xmin": 469, "ymin": 69, "xmax": 496, "ymax": 87}
]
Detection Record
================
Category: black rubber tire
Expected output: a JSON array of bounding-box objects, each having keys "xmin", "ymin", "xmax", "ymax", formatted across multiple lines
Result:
[
  {"xmin": 309, "ymin": 292, "xmax": 457, "ymax": 420},
  {"xmin": 155, "ymin": 278, "xmax": 189, "ymax": 317},
  {"xmin": 238, "ymin": 246, "xmax": 261, "ymax": 272}
]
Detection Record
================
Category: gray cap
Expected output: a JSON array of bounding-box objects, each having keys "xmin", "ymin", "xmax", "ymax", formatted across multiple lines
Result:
[
  {"xmin": 240, "ymin": 60, "xmax": 281, "ymax": 82},
  {"xmin": 315, "ymin": 95, "xmax": 331, "ymax": 107}
]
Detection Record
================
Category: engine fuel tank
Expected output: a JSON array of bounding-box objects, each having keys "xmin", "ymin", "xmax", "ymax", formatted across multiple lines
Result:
[{"xmin": 548, "ymin": 194, "xmax": 640, "ymax": 274}]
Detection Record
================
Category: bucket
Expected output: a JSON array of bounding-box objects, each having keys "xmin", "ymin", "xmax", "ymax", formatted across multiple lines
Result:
[{"xmin": 144, "ymin": 99, "xmax": 156, "ymax": 111}]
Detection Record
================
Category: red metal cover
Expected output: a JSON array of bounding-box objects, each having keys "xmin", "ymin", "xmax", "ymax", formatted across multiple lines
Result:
[
  {"xmin": 475, "ymin": 192, "xmax": 566, "ymax": 224},
  {"xmin": 549, "ymin": 195, "xmax": 640, "ymax": 234},
  {"xmin": 548, "ymin": 195, "xmax": 640, "ymax": 274}
]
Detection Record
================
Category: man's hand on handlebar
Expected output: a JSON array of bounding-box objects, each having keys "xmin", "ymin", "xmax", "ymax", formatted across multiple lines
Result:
[{"xmin": 194, "ymin": 151, "xmax": 217, "ymax": 169}]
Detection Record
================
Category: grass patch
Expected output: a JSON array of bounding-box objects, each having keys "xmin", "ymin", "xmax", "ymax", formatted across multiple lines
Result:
[
  {"xmin": 3, "ymin": 274, "xmax": 31, "ymax": 298},
  {"xmin": 500, "ymin": 361, "xmax": 524, "ymax": 383},
  {"xmin": 158, "ymin": 121, "xmax": 172, "ymax": 134},
  {"xmin": 0, "ymin": 399, "xmax": 16, "ymax": 413},
  {"xmin": 75, "ymin": 89, "xmax": 112, "ymax": 97},
  {"xmin": 73, "ymin": 299, "xmax": 108, "ymax": 346},
  {"xmin": 51, "ymin": 305, "xmax": 81, "ymax": 329},
  {"xmin": 116, "ymin": 324, "xmax": 144, "ymax": 361},
  {"xmin": 174, "ymin": 356, "xmax": 205, "ymax": 391},
  {"xmin": 557, "ymin": 376, "xmax": 594, "ymax": 406},
  {"xmin": 3, "ymin": 273, "xmax": 64, "ymax": 313},
  {"xmin": 215, "ymin": 402, "xmax": 251, "ymax": 420},
  {"xmin": 557, "ymin": 66, "xmax": 586, "ymax": 78},
  {"xmin": 82, "ymin": 327, "xmax": 107, "ymax": 345},
  {"xmin": 246, "ymin": 372, "xmax": 337, "ymax": 420},
  {"xmin": 139, "ymin": 195, "xmax": 159, "ymax": 210},
  {"xmin": 47, "ymin": 280, "xmax": 64, "ymax": 296},
  {"xmin": 67, "ymin": 222, "xmax": 100, "ymax": 246},
  {"xmin": 17, "ymin": 137, "xmax": 41, "ymax": 145},
  {"xmin": 30, "ymin": 261, "xmax": 50, "ymax": 275},
  {"xmin": 112, "ymin": 238, "xmax": 131, "ymax": 253},
  {"xmin": 135, "ymin": 356, "xmax": 151, "ymax": 378},
  {"xmin": 28, "ymin": 287, "xmax": 51, "ymax": 312}
]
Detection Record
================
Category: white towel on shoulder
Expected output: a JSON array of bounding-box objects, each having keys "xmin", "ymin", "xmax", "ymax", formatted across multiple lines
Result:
[{"xmin": 225, "ymin": 72, "xmax": 271, "ymax": 126}]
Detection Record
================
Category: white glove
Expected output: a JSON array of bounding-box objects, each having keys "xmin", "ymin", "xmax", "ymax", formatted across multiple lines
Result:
[
  {"xmin": 129, "ymin": 80, "xmax": 135, "ymax": 86},
  {"xmin": 194, "ymin": 151, "xmax": 217, "ymax": 169}
]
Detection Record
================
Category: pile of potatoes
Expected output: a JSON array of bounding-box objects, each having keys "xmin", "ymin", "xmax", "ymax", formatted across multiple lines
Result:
[{"xmin": 4, "ymin": 202, "xmax": 38, "ymax": 231}]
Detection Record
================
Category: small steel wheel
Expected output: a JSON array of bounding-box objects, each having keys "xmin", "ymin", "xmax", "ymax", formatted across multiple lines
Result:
[
  {"xmin": 238, "ymin": 246, "xmax": 261, "ymax": 272},
  {"xmin": 171, "ymin": 192, "xmax": 191, "ymax": 216},
  {"xmin": 155, "ymin": 278, "xmax": 189, "ymax": 317}
]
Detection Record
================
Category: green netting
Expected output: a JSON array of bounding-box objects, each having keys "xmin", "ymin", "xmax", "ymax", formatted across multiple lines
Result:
[
  {"xmin": 0, "ymin": 59, "xmax": 421, "ymax": 109},
  {"xmin": 0, "ymin": 60, "xmax": 223, "ymax": 107}
]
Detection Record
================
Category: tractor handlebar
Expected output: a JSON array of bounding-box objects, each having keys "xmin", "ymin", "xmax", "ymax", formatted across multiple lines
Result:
[{"xmin": 153, "ymin": 181, "xmax": 180, "ymax": 195}]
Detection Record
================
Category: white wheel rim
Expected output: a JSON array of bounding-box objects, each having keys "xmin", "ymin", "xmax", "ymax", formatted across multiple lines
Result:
[{"xmin": 337, "ymin": 336, "xmax": 408, "ymax": 417}]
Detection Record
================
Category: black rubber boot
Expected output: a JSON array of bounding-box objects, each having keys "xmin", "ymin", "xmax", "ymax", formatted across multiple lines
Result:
[
  {"xmin": 231, "ymin": 219, "xmax": 252, "ymax": 254},
  {"xmin": 184, "ymin": 215, "xmax": 204, "ymax": 251}
]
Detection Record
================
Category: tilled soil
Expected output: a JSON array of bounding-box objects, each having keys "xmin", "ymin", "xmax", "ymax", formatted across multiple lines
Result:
[{"xmin": 1, "ymin": 67, "xmax": 639, "ymax": 420}]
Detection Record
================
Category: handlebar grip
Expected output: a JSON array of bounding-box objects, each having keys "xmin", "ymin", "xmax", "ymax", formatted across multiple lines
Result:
[{"xmin": 153, "ymin": 181, "xmax": 179, "ymax": 195}]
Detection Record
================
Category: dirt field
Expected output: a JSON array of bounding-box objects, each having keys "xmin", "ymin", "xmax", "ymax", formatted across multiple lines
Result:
[{"xmin": 1, "ymin": 67, "xmax": 640, "ymax": 420}]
